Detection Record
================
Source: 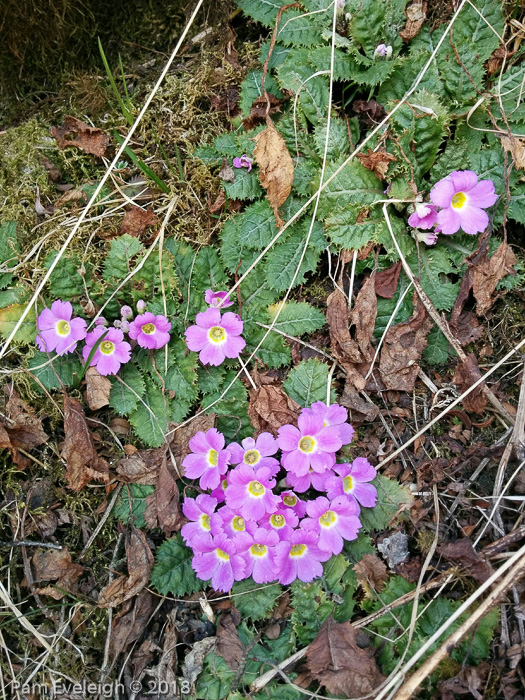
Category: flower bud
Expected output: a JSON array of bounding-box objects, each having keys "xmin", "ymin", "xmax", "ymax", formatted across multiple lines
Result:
[
  {"xmin": 95, "ymin": 317, "xmax": 108, "ymax": 326},
  {"xmin": 120, "ymin": 305, "xmax": 133, "ymax": 320},
  {"xmin": 136, "ymin": 299, "xmax": 146, "ymax": 313}
]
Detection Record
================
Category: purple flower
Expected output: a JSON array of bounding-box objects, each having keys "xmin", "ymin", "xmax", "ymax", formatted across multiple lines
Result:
[
  {"xmin": 416, "ymin": 230, "xmax": 438, "ymax": 246},
  {"xmin": 229, "ymin": 433, "xmax": 280, "ymax": 476},
  {"xmin": 232, "ymin": 154, "xmax": 252, "ymax": 172},
  {"xmin": 210, "ymin": 506, "xmax": 257, "ymax": 539},
  {"xmin": 95, "ymin": 317, "xmax": 108, "ymax": 326},
  {"xmin": 430, "ymin": 170, "xmax": 498, "ymax": 235},
  {"xmin": 302, "ymin": 496, "xmax": 361, "ymax": 554},
  {"xmin": 128, "ymin": 312, "xmax": 171, "ymax": 350},
  {"xmin": 259, "ymin": 507, "xmax": 298, "ymax": 541},
  {"xmin": 286, "ymin": 468, "xmax": 332, "ymax": 493},
  {"xmin": 82, "ymin": 326, "xmax": 132, "ymax": 376},
  {"xmin": 236, "ymin": 528, "xmax": 280, "ymax": 583},
  {"xmin": 182, "ymin": 428, "xmax": 231, "ymax": 491},
  {"xmin": 280, "ymin": 490, "xmax": 307, "ymax": 518},
  {"xmin": 326, "ymin": 458, "xmax": 378, "ymax": 508},
  {"xmin": 277, "ymin": 413, "xmax": 342, "ymax": 477},
  {"xmin": 225, "ymin": 464, "xmax": 280, "ymax": 521},
  {"xmin": 120, "ymin": 305, "xmax": 133, "ymax": 320},
  {"xmin": 374, "ymin": 44, "xmax": 392, "ymax": 58},
  {"xmin": 300, "ymin": 401, "xmax": 354, "ymax": 446},
  {"xmin": 274, "ymin": 529, "xmax": 331, "ymax": 585},
  {"xmin": 36, "ymin": 300, "xmax": 87, "ymax": 356},
  {"xmin": 181, "ymin": 495, "xmax": 217, "ymax": 546},
  {"xmin": 191, "ymin": 534, "xmax": 246, "ymax": 592},
  {"xmin": 211, "ymin": 476, "xmax": 229, "ymax": 504},
  {"xmin": 184, "ymin": 308, "xmax": 245, "ymax": 366},
  {"xmin": 408, "ymin": 202, "xmax": 438, "ymax": 230},
  {"xmin": 204, "ymin": 290, "xmax": 233, "ymax": 308}
]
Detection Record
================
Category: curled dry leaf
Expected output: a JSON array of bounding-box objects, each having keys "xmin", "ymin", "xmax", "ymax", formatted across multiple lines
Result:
[
  {"xmin": 98, "ymin": 526, "xmax": 154, "ymax": 608},
  {"xmin": 438, "ymin": 538, "xmax": 493, "ymax": 583},
  {"xmin": 33, "ymin": 547, "xmax": 84, "ymax": 600},
  {"xmin": 84, "ymin": 366, "xmax": 111, "ymax": 410},
  {"xmin": 501, "ymin": 136, "xmax": 525, "ymax": 170},
  {"xmin": 357, "ymin": 148, "xmax": 396, "ymax": 180},
  {"xmin": 0, "ymin": 386, "xmax": 48, "ymax": 467},
  {"xmin": 399, "ymin": 0, "xmax": 427, "ymax": 42},
  {"xmin": 219, "ymin": 158, "xmax": 235, "ymax": 183},
  {"xmin": 243, "ymin": 94, "xmax": 284, "ymax": 130},
  {"xmin": 254, "ymin": 118, "xmax": 294, "ymax": 227},
  {"xmin": 116, "ymin": 450, "xmax": 159, "ymax": 485},
  {"xmin": 452, "ymin": 353, "xmax": 488, "ymax": 414},
  {"xmin": 306, "ymin": 616, "xmax": 385, "ymax": 698},
  {"xmin": 119, "ymin": 206, "xmax": 157, "ymax": 237},
  {"xmin": 144, "ymin": 456, "xmax": 184, "ymax": 535},
  {"xmin": 109, "ymin": 591, "xmax": 156, "ymax": 663},
  {"xmin": 377, "ymin": 531, "xmax": 410, "ymax": 569},
  {"xmin": 353, "ymin": 99, "xmax": 386, "ymax": 127},
  {"xmin": 472, "ymin": 242, "xmax": 517, "ymax": 315},
  {"xmin": 61, "ymin": 396, "xmax": 110, "ymax": 491},
  {"xmin": 375, "ymin": 262, "xmax": 402, "ymax": 299},
  {"xmin": 353, "ymin": 553, "xmax": 389, "ymax": 592},
  {"xmin": 379, "ymin": 294, "xmax": 432, "ymax": 391},
  {"xmin": 216, "ymin": 613, "xmax": 245, "ymax": 671},
  {"xmin": 50, "ymin": 115, "xmax": 109, "ymax": 157},
  {"xmin": 249, "ymin": 385, "xmax": 301, "ymax": 436}
]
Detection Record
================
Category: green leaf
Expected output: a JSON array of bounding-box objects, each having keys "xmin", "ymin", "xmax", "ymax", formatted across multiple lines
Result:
[
  {"xmin": 194, "ymin": 654, "xmax": 235, "ymax": 700},
  {"xmin": 239, "ymin": 70, "xmax": 284, "ymax": 118},
  {"xmin": 202, "ymin": 370, "xmax": 252, "ymax": 442},
  {"xmin": 318, "ymin": 159, "xmax": 384, "ymax": 217},
  {"xmin": 0, "ymin": 221, "xmax": 18, "ymax": 289},
  {"xmin": 237, "ymin": 0, "xmax": 290, "ymax": 27},
  {"xmin": 103, "ymin": 234, "xmax": 144, "ymax": 282},
  {"xmin": 260, "ymin": 40, "xmax": 292, "ymax": 70},
  {"xmin": 28, "ymin": 352, "xmax": 82, "ymax": 391},
  {"xmin": 266, "ymin": 222, "xmax": 325, "ymax": 292},
  {"xmin": 109, "ymin": 362, "xmax": 145, "ymax": 415},
  {"xmin": 150, "ymin": 535, "xmax": 205, "ymax": 596},
  {"xmin": 198, "ymin": 364, "xmax": 227, "ymax": 395},
  {"xmin": 276, "ymin": 9, "xmax": 324, "ymax": 46},
  {"xmin": 422, "ymin": 326, "xmax": 456, "ymax": 365},
  {"xmin": 374, "ymin": 282, "xmax": 413, "ymax": 339},
  {"xmin": 409, "ymin": 246, "xmax": 460, "ymax": 312},
  {"xmin": 222, "ymin": 199, "xmax": 278, "ymax": 259},
  {"xmin": 243, "ymin": 322, "xmax": 291, "ymax": 368},
  {"xmin": 164, "ymin": 338, "xmax": 198, "ymax": 402},
  {"xmin": 140, "ymin": 248, "xmax": 178, "ymax": 299},
  {"xmin": 291, "ymin": 579, "xmax": 333, "ymax": 645},
  {"xmin": 113, "ymin": 484, "xmax": 154, "ymax": 529},
  {"xmin": 222, "ymin": 168, "xmax": 262, "ymax": 201},
  {"xmin": 267, "ymin": 300, "xmax": 325, "ymax": 336},
  {"xmin": 129, "ymin": 382, "xmax": 169, "ymax": 447},
  {"xmin": 277, "ymin": 49, "xmax": 329, "ymax": 125},
  {"xmin": 283, "ymin": 358, "xmax": 334, "ymax": 407},
  {"xmin": 231, "ymin": 577, "xmax": 282, "ymax": 620},
  {"xmin": 359, "ymin": 475, "xmax": 413, "ymax": 531},
  {"xmin": 45, "ymin": 253, "xmax": 85, "ymax": 299},
  {"xmin": 0, "ymin": 304, "xmax": 36, "ymax": 344},
  {"xmin": 313, "ymin": 117, "xmax": 352, "ymax": 160}
]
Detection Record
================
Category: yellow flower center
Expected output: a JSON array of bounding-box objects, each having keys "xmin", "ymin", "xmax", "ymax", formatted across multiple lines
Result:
[
  {"xmin": 319, "ymin": 510, "xmax": 337, "ymax": 527},
  {"xmin": 216, "ymin": 548, "xmax": 230, "ymax": 561},
  {"xmin": 232, "ymin": 516, "xmax": 245, "ymax": 531},
  {"xmin": 248, "ymin": 480, "xmax": 265, "ymax": 497},
  {"xmin": 244, "ymin": 449, "xmax": 260, "ymax": 465},
  {"xmin": 209, "ymin": 326, "xmax": 226, "ymax": 343},
  {"xmin": 290, "ymin": 544, "xmax": 306, "ymax": 557},
  {"xmin": 270, "ymin": 514, "xmax": 285, "ymax": 528},
  {"xmin": 298, "ymin": 436, "xmax": 315, "ymax": 453},
  {"xmin": 283, "ymin": 495, "xmax": 297, "ymax": 507},
  {"xmin": 221, "ymin": 479, "xmax": 228, "ymax": 491},
  {"xmin": 100, "ymin": 341, "xmax": 115, "ymax": 355},
  {"xmin": 451, "ymin": 192, "xmax": 466, "ymax": 209},
  {"xmin": 56, "ymin": 320, "xmax": 70, "ymax": 336},
  {"xmin": 342, "ymin": 475, "xmax": 354, "ymax": 493},
  {"xmin": 201, "ymin": 514, "xmax": 211, "ymax": 531},
  {"xmin": 142, "ymin": 322, "xmax": 156, "ymax": 335},
  {"xmin": 208, "ymin": 449, "xmax": 218, "ymax": 467},
  {"xmin": 250, "ymin": 543, "xmax": 267, "ymax": 557}
]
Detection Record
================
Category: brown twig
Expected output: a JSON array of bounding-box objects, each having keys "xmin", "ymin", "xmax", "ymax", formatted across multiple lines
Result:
[{"xmin": 260, "ymin": 3, "xmax": 300, "ymax": 115}]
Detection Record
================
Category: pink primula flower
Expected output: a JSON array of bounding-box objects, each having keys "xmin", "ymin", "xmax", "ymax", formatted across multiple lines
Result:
[
  {"xmin": 82, "ymin": 326, "xmax": 132, "ymax": 376},
  {"xmin": 36, "ymin": 300, "xmax": 87, "ymax": 356},
  {"xmin": 191, "ymin": 534, "xmax": 246, "ymax": 592},
  {"xmin": 236, "ymin": 528, "xmax": 280, "ymax": 583},
  {"xmin": 259, "ymin": 507, "xmax": 299, "ymax": 541},
  {"xmin": 302, "ymin": 496, "xmax": 361, "ymax": 554},
  {"xmin": 280, "ymin": 490, "xmax": 307, "ymax": 518},
  {"xmin": 210, "ymin": 506, "xmax": 257, "ymax": 539},
  {"xmin": 278, "ymin": 413, "xmax": 342, "ymax": 477},
  {"xmin": 430, "ymin": 170, "xmax": 498, "ymax": 235},
  {"xmin": 128, "ymin": 312, "xmax": 171, "ymax": 350},
  {"xmin": 181, "ymin": 495, "xmax": 217, "ymax": 546},
  {"xmin": 182, "ymin": 428, "xmax": 231, "ymax": 491},
  {"xmin": 204, "ymin": 290, "xmax": 233, "ymax": 308},
  {"xmin": 408, "ymin": 202, "xmax": 438, "ymax": 230},
  {"xmin": 326, "ymin": 458, "xmax": 378, "ymax": 508},
  {"xmin": 228, "ymin": 432, "xmax": 280, "ymax": 476},
  {"xmin": 286, "ymin": 468, "xmax": 332, "ymax": 494},
  {"xmin": 300, "ymin": 401, "xmax": 355, "ymax": 446},
  {"xmin": 210, "ymin": 475, "xmax": 229, "ymax": 504},
  {"xmin": 225, "ymin": 464, "xmax": 280, "ymax": 521},
  {"xmin": 274, "ymin": 529, "xmax": 331, "ymax": 585},
  {"xmin": 232, "ymin": 154, "xmax": 252, "ymax": 172},
  {"xmin": 416, "ymin": 230, "xmax": 438, "ymax": 246},
  {"xmin": 185, "ymin": 307, "xmax": 245, "ymax": 366}
]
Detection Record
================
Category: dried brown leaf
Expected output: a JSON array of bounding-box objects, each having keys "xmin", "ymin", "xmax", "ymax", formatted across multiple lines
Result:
[
  {"xmin": 340, "ymin": 384, "xmax": 380, "ymax": 423},
  {"xmin": 501, "ymin": 136, "xmax": 525, "ymax": 170},
  {"xmin": 452, "ymin": 353, "xmax": 487, "ymax": 414},
  {"xmin": 33, "ymin": 548, "xmax": 84, "ymax": 599},
  {"xmin": 0, "ymin": 386, "xmax": 48, "ymax": 466},
  {"xmin": 61, "ymin": 396, "xmax": 110, "ymax": 491},
  {"xmin": 357, "ymin": 148, "xmax": 396, "ymax": 179},
  {"xmin": 326, "ymin": 288, "xmax": 362, "ymax": 366},
  {"xmin": 254, "ymin": 119, "xmax": 294, "ymax": 226},
  {"xmin": 249, "ymin": 385, "xmax": 301, "ymax": 436},
  {"xmin": 116, "ymin": 451, "xmax": 158, "ymax": 485},
  {"xmin": 353, "ymin": 99, "xmax": 386, "ymax": 127},
  {"xmin": 208, "ymin": 189, "xmax": 226, "ymax": 214},
  {"xmin": 438, "ymin": 538, "xmax": 493, "ymax": 583},
  {"xmin": 50, "ymin": 115, "xmax": 109, "ymax": 157},
  {"xmin": 144, "ymin": 456, "xmax": 184, "ymax": 534},
  {"xmin": 110, "ymin": 591, "xmax": 157, "ymax": 662},
  {"xmin": 379, "ymin": 294, "xmax": 432, "ymax": 391},
  {"xmin": 375, "ymin": 262, "xmax": 402, "ymax": 299},
  {"xmin": 353, "ymin": 554, "xmax": 389, "ymax": 591},
  {"xmin": 219, "ymin": 158, "xmax": 235, "ymax": 183},
  {"xmin": 84, "ymin": 366, "xmax": 111, "ymax": 410},
  {"xmin": 216, "ymin": 613, "xmax": 245, "ymax": 671},
  {"xmin": 400, "ymin": 0, "xmax": 427, "ymax": 42},
  {"xmin": 243, "ymin": 94, "xmax": 283, "ymax": 130},
  {"xmin": 306, "ymin": 617, "xmax": 385, "ymax": 698},
  {"xmin": 472, "ymin": 242, "xmax": 517, "ymax": 315},
  {"xmin": 98, "ymin": 527, "xmax": 154, "ymax": 608},
  {"xmin": 350, "ymin": 275, "xmax": 377, "ymax": 362},
  {"xmin": 119, "ymin": 206, "xmax": 157, "ymax": 237}
]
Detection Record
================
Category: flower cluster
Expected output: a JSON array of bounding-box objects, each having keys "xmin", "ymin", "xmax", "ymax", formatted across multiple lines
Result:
[
  {"xmin": 185, "ymin": 290, "xmax": 245, "ymax": 366},
  {"xmin": 409, "ymin": 170, "xmax": 498, "ymax": 244},
  {"xmin": 36, "ymin": 300, "xmax": 171, "ymax": 376},
  {"xmin": 181, "ymin": 401, "xmax": 377, "ymax": 592}
]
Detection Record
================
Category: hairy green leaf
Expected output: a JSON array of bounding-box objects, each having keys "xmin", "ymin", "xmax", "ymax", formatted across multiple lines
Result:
[
  {"xmin": 359, "ymin": 475, "xmax": 413, "ymax": 531},
  {"xmin": 109, "ymin": 361, "xmax": 145, "ymax": 415},
  {"xmin": 113, "ymin": 484, "xmax": 154, "ymax": 529},
  {"xmin": 267, "ymin": 300, "xmax": 325, "ymax": 336},
  {"xmin": 129, "ymin": 382, "xmax": 169, "ymax": 447},
  {"xmin": 284, "ymin": 358, "xmax": 334, "ymax": 407},
  {"xmin": 150, "ymin": 535, "xmax": 205, "ymax": 596},
  {"xmin": 231, "ymin": 577, "xmax": 282, "ymax": 620}
]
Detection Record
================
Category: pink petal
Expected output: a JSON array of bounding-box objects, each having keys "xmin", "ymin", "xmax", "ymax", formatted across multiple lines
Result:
[
  {"xmin": 256, "ymin": 432, "xmax": 278, "ymax": 456},
  {"xmin": 449, "ymin": 170, "xmax": 478, "ymax": 192},
  {"xmin": 55, "ymin": 336, "xmax": 78, "ymax": 356},
  {"xmin": 430, "ymin": 177, "xmax": 456, "ymax": 207},
  {"xmin": 37, "ymin": 308, "xmax": 58, "ymax": 331},
  {"xmin": 223, "ymin": 334, "xmax": 246, "ymax": 359},
  {"xmin": 297, "ymin": 412, "xmax": 324, "ymax": 436},
  {"xmin": 458, "ymin": 206, "xmax": 489, "ymax": 235},
  {"xmin": 137, "ymin": 332, "xmax": 158, "ymax": 350},
  {"xmin": 318, "ymin": 527, "xmax": 343, "ymax": 554},
  {"xmin": 466, "ymin": 180, "xmax": 498, "ymax": 208},
  {"xmin": 353, "ymin": 482, "xmax": 378, "ymax": 507},
  {"xmin": 196, "ymin": 307, "xmax": 220, "ymax": 328},
  {"xmin": 185, "ymin": 325, "xmax": 208, "ymax": 351},
  {"xmin": 351, "ymin": 458, "xmax": 376, "ymax": 482},
  {"xmin": 277, "ymin": 424, "xmax": 300, "ymax": 451},
  {"xmin": 296, "ymin": 556, "xmax": 322, "ymax": 582},
  {"xmin": 199, "ymin": 343, "xmax": 226, "ymax": 366},
  {"xmin": 50, "ymin": 300, "xmax": 73, "ymax": 321},
  {"xmin": 36, "ymin": 328, "xmax": 58, "ymax": 352},
  {"xmin": 436, "ymin": 207, "xmax": 461, "ymax": 235},
  {"xmin": 220, "ymin": 312, "xmax": 243, "ymax": 335}
]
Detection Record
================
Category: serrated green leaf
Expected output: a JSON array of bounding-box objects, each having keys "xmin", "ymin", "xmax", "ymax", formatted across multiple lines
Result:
[
  {"xmin": 313, "ymin": 117, "xmax": 351, "ymax": 160},
  {"xmin": 284, "ymin": 358, "xmax": 334, "ymax": 407},
  {"xmin": 28, "ymin": 351, "xmax": 82, "ymax": 391},
  {"xmin": 129, "ymin": 382, "xmax": 169, "ymax": 447},
  {"xmin": 139, "ymin": 248, "xmax": 178, "ymax": 299},
  {"xmin": 260, "ymin": 40, "xmax": 292, "ymax": 70},
  {"xmin": 195, "ymin": 654, "xmax": 235, "ymax": 700},
  {"xmin": 202, "ymin": 370, "xmax": 252, "ymax": 441},
  {"xmin": 224, "ymin": 199, "xmax": 278, "ymax": 254},
  {"xmin": 276, "ymin": 9, "xmax": 324, "ymax": 46},
  {"xmin": 318, "ymin": 159, "xmax": 384, "ymax": 217},
  {"xmin": 109, "ymin": 362, "xmax": 145, "ymax": 415},
  {"xmin": 164, "ymin": 338, "xmax": 198, "ymax": 401},
  {"xmin": 239, "ymin": 70, "xmax": 284, "ymax": 118},
  {"xmin": 213, "ymin": 132, "xmax": 238, "ymax": 156},
  {"xmin": 150, "ymin": 534, "xmax": 205, "ymax": 596},
  {"xmin": 113, "ymin": 484, "xmax": 154, "ymax": 528},
  {"xmin": 291, "ymin": 579, "xmax": 333, "ymax": 645},
  {"xmin": 45, "ymin": 253, "xmax": 84, "ymax": 299},
  {"xmin": 359, "ymin": 475, "xmax": 413, "ymax": 531},
  {"xmin": 409, "ymin": 246, "xmax": 460, "ymax": 312},
  {"xmin": 198, "ymin": 364, "xmax": 227, "ymax": 395},
  {"xmin": 422, "ymin": 326, "xmax": 456, "ymax": 365},
  {"xmin": 0, "ymin": 304, "xmax": 36, "ymax": 344},
  {"xmin": 266, "ymin": 222, "xmax": 325, "ymax": 292},
  {"xmin": 267, "ymin": 300, "xmax": 325, "ymax": 336},
  {"xmin": 237, "ymin": 0, "xmax": 290, "ymax": 27},
  {"xmin": 222, "ymin": 168, "xmax": 262, "ymax": 201},
  {"xmin": 277, "ymin": 49, "xmax": 329, "ymax": 125},
  {"xmin": 103, "ymin": 234, "xmax": 144, "ymax": 282},
  {"xmin": 231, "ymin": 577, "xmax": 282, "ymax": 620},
  {"xmin": 243, "ymin": 322, "xmax": 291, "ymax": 368}
]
